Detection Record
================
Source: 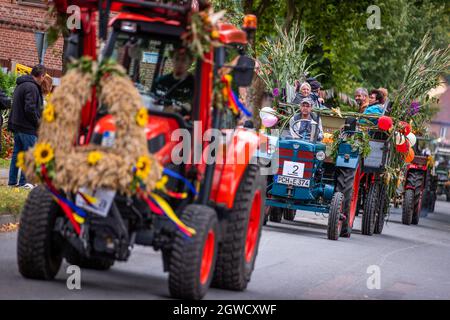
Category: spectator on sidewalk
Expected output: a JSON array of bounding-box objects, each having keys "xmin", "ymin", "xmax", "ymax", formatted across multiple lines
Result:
[{"xmin": 7, "ymin": 64, "xmax": 46, "ymax": 188}]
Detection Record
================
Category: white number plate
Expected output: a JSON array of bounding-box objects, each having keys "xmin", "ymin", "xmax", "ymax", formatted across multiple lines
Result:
[
  {"xmin": 282, "ymin": 161, "xmax": 305, "ymax": 178},
  {"xmin": 277, "ymin": 175, "xmax": 310, "ymax": 188},
  {"xmin": 75, "ymin": 187, "xmax": 116, "ymax": 217}
]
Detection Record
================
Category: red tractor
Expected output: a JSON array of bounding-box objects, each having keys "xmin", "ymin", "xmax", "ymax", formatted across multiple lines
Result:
[
  {"xmin": 17, "ymin": 0, "xmax": 265, "ymax": 300},
  {"xmin": 401, "ymin": 141, "xmax": 430, "ymax": 225}
]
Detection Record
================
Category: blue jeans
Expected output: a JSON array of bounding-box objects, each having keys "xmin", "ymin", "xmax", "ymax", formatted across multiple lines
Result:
[{"xmin": 8, "ymin": 132, "xmax": 37, "ymax": 186}]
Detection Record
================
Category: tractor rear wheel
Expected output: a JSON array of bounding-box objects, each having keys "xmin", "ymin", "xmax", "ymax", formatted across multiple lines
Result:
[
  {"xmin": 212, "ymin": 164, "xmax": 265, "ymax": 291},
  {"xmin": 402, "ymin": 189, "xmax": 414, "ymax": 225},
  {"xmin": 335, "ymin": 166, "xmax": 361, "ymax": 238},
  {"xmin": 17, "ymin": 186, "xmax": 63, "ymax": 280},
  {"xmin": 327, "ymin": 192, "xmax": 344, "ymax": 240},
  {"xmin": 169, "ymin": 204, "xmax": 219, "ymax": 300},
  {"xmin": 362, "ymin": 183, "xmax": 379, "ymax": 236},
  {"xmin": 268, "ymin": 207, "xmax": 283, "ymax": 223},
  {"xmin": 283, "ymin": 209, "xmax": 296, "ymax": 221}
]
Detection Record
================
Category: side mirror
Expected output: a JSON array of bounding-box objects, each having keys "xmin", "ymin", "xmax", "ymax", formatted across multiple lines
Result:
[{"xmin": 232, "ymin": 55, "xmax": 255, "ymax": 87}]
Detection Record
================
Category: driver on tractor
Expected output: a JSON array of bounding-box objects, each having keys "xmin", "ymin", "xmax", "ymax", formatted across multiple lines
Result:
[
  {"xmin": 151, "ymin": 48, "xmax": 194, "ymax": 117},
  {"xmin": 289, "ymin": 97, "xmax": 324, "ymax": 141}
]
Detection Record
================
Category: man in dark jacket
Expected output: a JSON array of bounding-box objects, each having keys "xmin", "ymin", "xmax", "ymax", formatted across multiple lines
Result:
[{"xmin": 7, "ymin": 64, "xmax": 46, "ymax": 187}]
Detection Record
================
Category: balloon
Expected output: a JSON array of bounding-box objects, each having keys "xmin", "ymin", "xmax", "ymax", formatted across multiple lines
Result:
[
  {"xmin": 262, "ymin": 114, "xmax": 278, "ymax": 128},
  {"xmin": 259, "ymin": 107, "xmax": 276, "ymax": 120},
  {"xmin": 406, "ymin": 132, "xmax": 416, "ymax": 147},
  {"xmin": 405, "ymin": 147, "xmax": 415, "ymax": 163},
  {"xmin": 399, "ymin": 121, "xmax": 411, "ymax": 136},
  {"xmin": 378, "ymin": 116, "xmax": 393, "ymax": 131},
  {"xmin": 394, "ymin": 132, "xmax": 406, "ymax": 145},
  {"xmin": 395, "ymin": 140, "xmax": 410, "ymax": 153}
]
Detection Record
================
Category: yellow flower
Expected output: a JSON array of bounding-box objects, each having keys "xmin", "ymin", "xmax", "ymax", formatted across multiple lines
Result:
[
  {"xmin": 16, "ymin": 151, "xmax": 26, "ymax": 171},
  {"xmin": 135, "ymin": 155, "xmax": 152, "ymax": 180},
  {"xmin": 136, "ymin": 108, "xmax": 148, "ymax": 127},
  {"xmin": 33, "ymin": 143, "xmax": 54, "ymax": 165},
  {"xmin": 43, "ymin": 103, "xmax": 55, "ymax": 122},
  {"xmin": 211, "ymin": 30, "xmax": 220, "ymax": 40},
  {"xmin": 224, "ymin": 74, "xmax": 233, "ymax": 83},
  {"xmin": 87, "ymin": 151, "xmax": 103, "ymax": 165}
]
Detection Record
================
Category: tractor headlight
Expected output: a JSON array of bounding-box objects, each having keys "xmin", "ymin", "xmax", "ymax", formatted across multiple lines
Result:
[{"xmin": 316, "ymin": 151, "xmax": 326, "ymax": 161}]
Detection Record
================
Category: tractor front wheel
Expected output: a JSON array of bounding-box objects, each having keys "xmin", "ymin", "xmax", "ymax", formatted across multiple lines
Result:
[
  {"xmin": 327, "ymin": 192, "xmax": 344, "ymax": 240},
  {"xmin": 402, "ymin": 189, "xmax": 414, "ymax": 225},
  {"xmin": 335, "ymin": 166, "xmax": 361, "ymax": 238},
  {"xmin": 212, "ymin": 164, "xmax": 265, "ymax": 291},
  {"xmin": 362, "ymin": 183, "xmax": 379, "ymax": 236},
  {"xmin": 268, "ymin": 207, "xmax": 283, "ymax": 223},
  {"xmin": 374, "ymin": 185, "xmax": 389, "ymax": 234},
  {"xmin": 283, "ymin": 209, "xmax": 296, "ymax": 221},
  {"xmin": 169, "ymin": 204, "xmax": 219, "ymax": 300},
  {"xmin": 411, "ymin": 190, "xmax": 423, "ymax": 225},
  {"xmin": 17, "ymin": 186, "xmax": 63, "ymax": 280}
]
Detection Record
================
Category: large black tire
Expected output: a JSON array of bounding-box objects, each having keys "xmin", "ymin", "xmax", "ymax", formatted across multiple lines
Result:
[
  {"xmin": 169, "ymin": 204, "xmax": 219, "ymax": 300},
  {"xmin": 411, "ymin": 190, "xmax": 422, "ymax": 225},
  {"xmin": 362, "ymin": 183, "xmax": 379, "ymax": 236},
  {"xmin": 283, "ymin": 209, "xmax": 296, "ymax": 221},
  {"xmin": 17, "ymin": 186, "xmax": 63, "ymax": 280},
  {"xmin": 374, "ymin": 185, "xmax": 389, "ymax": 234},
  {"xmin": 212, "ymin": 164, "xmax": 265, "ymax": 291},
  {"xmin": 402, "ymin": 189, "xmax": 414, "ymax": 225},
  {"xmin": 65, "ymin": 247, "xmax": 114, "ymax": 271},
  {"xmin": 268, "ymin": 206, "xmax": 283, "ymax": 223},
  {"xmin": 335, "ymin": 166, "xmax": 359, "ymax": 238},
  {"xmin": 327, "ymin": 192, "xmax": 344, "ymax": 240}
]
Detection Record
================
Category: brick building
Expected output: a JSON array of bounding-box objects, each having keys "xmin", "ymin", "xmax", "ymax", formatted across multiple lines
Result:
[{"xmin": 0, "ymin": 0, "xmax": 63, "ymax": 78}]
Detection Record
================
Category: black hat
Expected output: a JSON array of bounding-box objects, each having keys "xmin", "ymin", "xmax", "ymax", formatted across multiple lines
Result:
[{"xmin": 307, "ymin": 78, "xmax": 321, "ymax": 91}]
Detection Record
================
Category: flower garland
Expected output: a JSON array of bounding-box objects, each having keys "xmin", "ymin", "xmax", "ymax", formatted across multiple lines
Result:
[
  {"xmin": 22, "ymin": 57, "xmax": 161, "ymax": 195},
  {"xmin": 182, "ymin": 5, "xmax": 224, "ymax": 62}
]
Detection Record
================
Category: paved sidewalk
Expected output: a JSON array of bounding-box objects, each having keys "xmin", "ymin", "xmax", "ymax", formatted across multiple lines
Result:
[{"xmin": 0, "ymin": 168, "xmax": 8, "ymax": 185}]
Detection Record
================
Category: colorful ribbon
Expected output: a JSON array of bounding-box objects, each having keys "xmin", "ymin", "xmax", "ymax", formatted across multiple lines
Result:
[
  {"xmin": 222, "ymin": 75, "xmax": 252, "ymax": 117},
  {"xmin": 40, "ymin": 165, "xmax": 86, "ymax": 234},
  {"xmin": 162, "ymin": 168, "xmax": 197, "ymax": 195}
]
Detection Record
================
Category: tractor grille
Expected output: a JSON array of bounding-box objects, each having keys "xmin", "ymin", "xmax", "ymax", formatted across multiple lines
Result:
[{"xmin": 277, "ymin": 149, "xmax": 314, "ymax": 178}]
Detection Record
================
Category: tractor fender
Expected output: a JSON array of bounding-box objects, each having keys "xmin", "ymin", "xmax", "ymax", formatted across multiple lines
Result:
[{"xmin": 210, "ymin": 128, "xmax": 260, "ymax": 209}]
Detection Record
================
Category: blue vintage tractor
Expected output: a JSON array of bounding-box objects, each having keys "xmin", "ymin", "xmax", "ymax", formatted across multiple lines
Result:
[{"xmin": 263, "ymin": 118, "xmax": 365, "ymax": 240}]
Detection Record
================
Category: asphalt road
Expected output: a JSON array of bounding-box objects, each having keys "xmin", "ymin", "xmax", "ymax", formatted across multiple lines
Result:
[{"xmin": 1, "ymin": 198, "xmax": 450, "ymax": 300}]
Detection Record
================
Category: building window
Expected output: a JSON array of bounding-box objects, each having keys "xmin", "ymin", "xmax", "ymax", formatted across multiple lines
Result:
[
  {"xmin": 17, "ymin": 0, "xmax": 47, "ymax": 8},
  {"xmin": 440, "ymin": 127, "xmax": 448, "ymax": 138}
]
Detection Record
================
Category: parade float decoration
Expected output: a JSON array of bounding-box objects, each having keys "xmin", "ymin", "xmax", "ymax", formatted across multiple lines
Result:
[{"xmin": 17, "ymin": 58, "xmax": 200, "ymax": 237}]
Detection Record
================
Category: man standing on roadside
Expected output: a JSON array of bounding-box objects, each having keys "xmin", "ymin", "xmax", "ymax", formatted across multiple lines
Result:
[{"xmin": 7, "ymin": 64, "xmax": 46, "ymax": 188}]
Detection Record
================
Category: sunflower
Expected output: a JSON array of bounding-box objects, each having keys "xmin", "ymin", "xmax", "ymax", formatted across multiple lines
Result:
[
  {"xmin": 135, "ymin": 155, "xmax": 152, "ymax": 180},
  {"xmin": 87, "ymin": 151, "xmax": 103, "ymax": 165},
  {"xmin": 34, "ymin": 143, "xmax": 54, "ymax": 165},
  {"xmin": 16, "ymin": 151, "xmax": 26, "ymax": 171},
  {"xmin": 43, "ymin": 103, "xmax": 55, "ymax": 122},
  {"xmin": 136, "ymin": 108, "xmax": 148, "ymax": 127}
]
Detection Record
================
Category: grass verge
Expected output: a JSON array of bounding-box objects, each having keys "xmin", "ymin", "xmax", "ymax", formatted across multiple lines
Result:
[{"xmin": 0, "ymin": 186, "xmax": 29, "ymax": 216}]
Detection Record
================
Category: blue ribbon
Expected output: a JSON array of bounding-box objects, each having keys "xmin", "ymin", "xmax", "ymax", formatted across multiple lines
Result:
[
  {"xmin": 162, "ymin": 168, "xmax": 197, "ymax": 195},
  {"xmin": 46, "ymin": 187, "xmax": 87, "ymax": 218},
  {"xmin": 231, "ymin": 90, "xmax": 252, "ymax": 117}
]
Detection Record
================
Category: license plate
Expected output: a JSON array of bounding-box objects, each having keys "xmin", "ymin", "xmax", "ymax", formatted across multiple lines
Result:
[
  {"xmin": 282, "ymin": 161, "xmax": 305, "ymax": 178},
  {"xmin": 75, "ymin": 187, "xmax": 116, "ymax": 217},
  {"xmin": 277, "ymin": 175, "xmax": 310, "ymax": 187}
]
